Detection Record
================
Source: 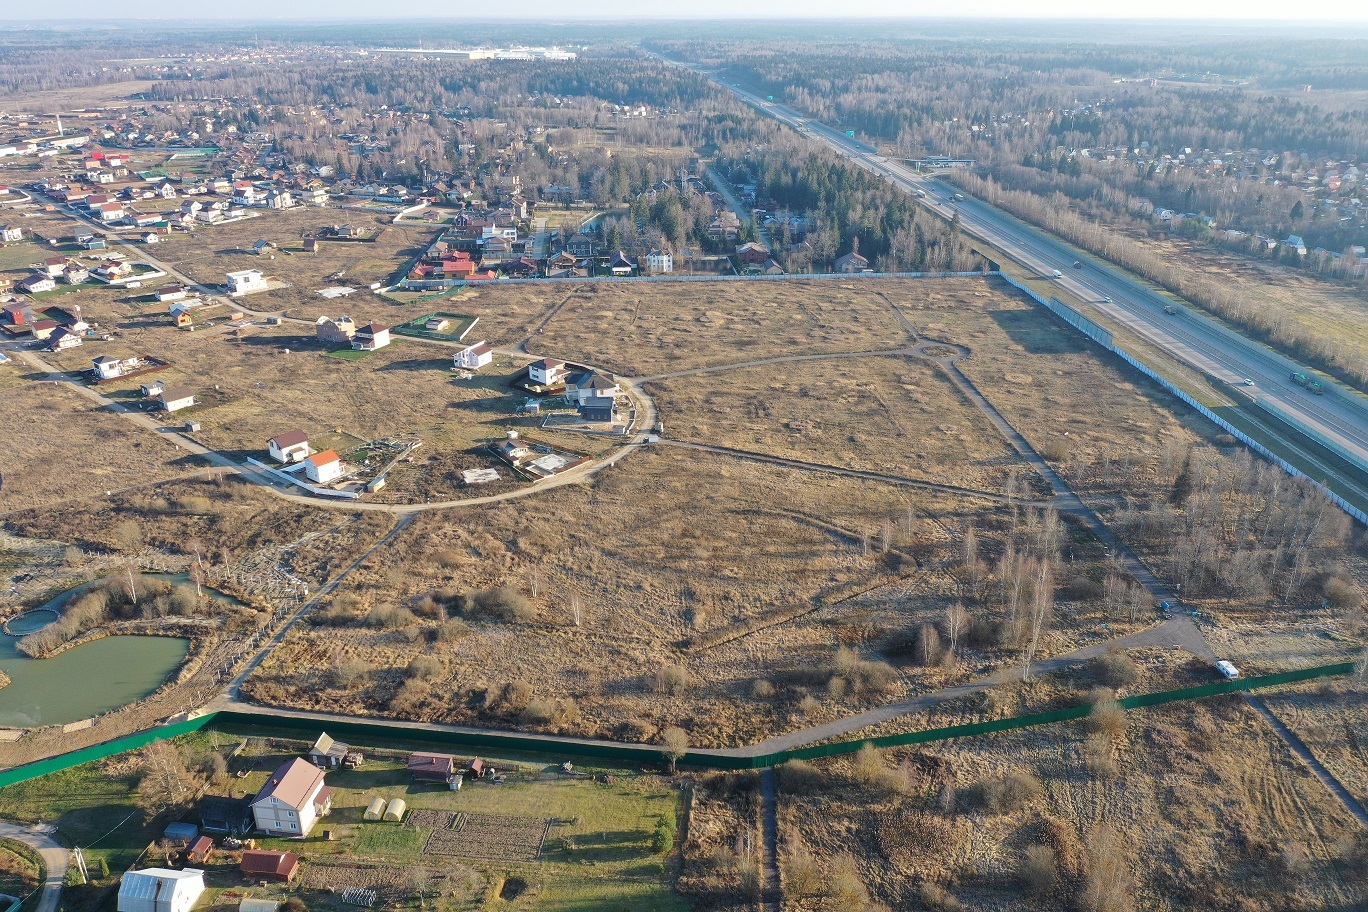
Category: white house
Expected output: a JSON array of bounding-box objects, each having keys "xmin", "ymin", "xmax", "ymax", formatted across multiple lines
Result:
[
  {"xmin": 155, "ymin": 285, "xmax": 187, "ymax": 302},
  {"xmin": 528, "ymin": 358, "xmax": 567, "ymax": 387},
  {"xmin": 454, "ymin": 340, "xmax": 493, "ymax": 370},
  {"xmin": 0, "ymin": 226, "xmax": 22, "ymax": 242},
  {"xmin": 352, "ymin": 322, "xmax": 391, "ymax": 351},
  {"xmin": 118, "ymin": 868, "xmax": 206, "ymax": 912},
  {"xmin": 267, "ymin": 430, "xmax": 311, "ymax": 464},
  {"xmin": 226, "ymin": 269, "xmax": 268, "ymax": 295},
  {"xmin": 160, "ymin": 388, "xmax": 196, "ymax": 412},
  {"xmin": 645, "ymin": 248, "xmax": 673, "ymax": 274},
  {"xmin": 46, "ymin": 327, "xmax": 83, "ymax": 351},
  {"xmin": 249, "ymin": 758, "xmax": 332, "ymax": 837},
  {"xmin": 93, "ymin": 355, "xmax": 138, "ymax": 380},
  {"xmin": 303, "ymin": 449, "xmax": 344, "ymax": 484},
  {"xmin": 565, "ymin": 369, "xmax": 620, "ymax": 405}
]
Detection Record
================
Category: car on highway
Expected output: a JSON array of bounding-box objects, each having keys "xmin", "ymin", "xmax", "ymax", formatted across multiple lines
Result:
[
  {"xmin": 953, "ymin": 193, "xmax": 964, "ymax": 200},
  {"xmin": 1242, "ymin": 378, "xmax": 1255, "ymax": 386},
  {"xmin": 1103, "ymin": 296, "xmax": 1113, "ymax": 303},
  {"xmin": 1073, "ymin": 260, "xmax": 1082, "ymax": 268},
  {"xmin": 1051, "ymin": 269, "xmax": 1063, "ymax": 278}
]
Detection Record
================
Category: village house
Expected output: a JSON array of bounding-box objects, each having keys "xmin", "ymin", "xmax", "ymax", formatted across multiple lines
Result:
[
  {"xmin": 18, "ymin": 274, "xmax": 56, "ymax": 294},
  {"xmin": 408, "ymin": 752, "xmax": 461, "ymax": 787},
  {"xmin": 308, "ymin": 732, "xmax": 350, "ymax": 768},
  {"xmin": 3, "ymin": 302, "xmax": 30, "ymax": 325},
  {"xmin": 607, "ymin": 251, "xmax": 638, "ymax": 276},
  {"xmin": 43, "ymin": 257, "xmax": 68, "ymax": 278},
  {"xmin": 46, "ymin": 326, "xmax": 83, "ymax": 351},
  {"xmin": 304, "ymin": 449, "xmax": 344, "ymax": 484},
  {"xmin": 0, "ymin": 226, "xmax": 22, "ymax": 242},
  {"xmin": 529, "ymin": 357, "xmax": 567, "ymax": 387},
  {"xmin": 736, "ymin": 241, "xmax": 771, "ymax": 266},
  {"xmin": 493, "ymin": 430, "xmax": 530, "ymax": 466},
  {"xmin": 565, "ymin": 369, "xmax": 621, "ymax": 405},
  {"xmin": 645, "ymin": 248, "xmax": 673, "ymax": 274},
  {"xmin": 267, "ymin": 430, "xmax": 311, "ymax": 464},
  {"xmin": 249, "ymin": 758, "xmax": 332, "ymax": 837},
  {"xmin": 117, "ymin": 868, "xmax": 205, "ymax": 912},
  {"xmin": 64, "ymin": 265, "xmax": 90, "ymax": 284},
  {"xmin": 155, "ymin": 284, "xmax": 187, "ymax": 302},
  {"xmin": 454, "ymin": 340, "xmax": 493, "ymax": 369},
  {"xmin": 833, "ymin": 249, "xmax": 870, "ymax": 273},
  {"xmin": 226, "ymin": 269, "xmax": 268, "ymax": 295},
  {"xmin": 315, "ymin": 315, "xmax": 356, "ymax": 345},
  {"xmin": 159, "ymin": 388, "xmax": 196, "ymax": 412},
  {"xmin": 198, "ymin": 795, "xmax": 253, "ymax": 836},
  {"xmin": 352, "ymin": 322, "xmax": 391, "ymax": 351},
  {"xmin": 92, "ymin": 355, "xmax": 139, "ymax": 381},
  {"xmin": 29, "ymin": 319, "xmax": 57, "ymax": 341}
]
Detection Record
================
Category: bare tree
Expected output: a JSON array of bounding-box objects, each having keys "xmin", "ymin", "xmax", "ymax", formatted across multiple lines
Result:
[
  {"xmin": 134, "ymin": 741, "xmax": 206, "ymax": 820},
  {"xmin": 660, "ymin": 727, "xmax": 689, "ymax": 773},
  {"xmin": 944, "ymin": 603, "xmax": 970, "ymax": 662},
  {"xmin": 962, "ymin": 526, "xmax": 983, "ymax": 601},
  {"xmin": 1021, "ymin": 561, "xmax": 1054, "ymax": 681}
]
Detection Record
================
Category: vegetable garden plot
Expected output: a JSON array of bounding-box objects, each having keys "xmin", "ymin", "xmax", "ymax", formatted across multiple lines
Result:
[
  {"xmin": 422, "ymin": 813, "xmax": 552, "ymax": 862},
  {"xmin": 406, "ymin": 809, "xmax": 458, "ymax": 829}
]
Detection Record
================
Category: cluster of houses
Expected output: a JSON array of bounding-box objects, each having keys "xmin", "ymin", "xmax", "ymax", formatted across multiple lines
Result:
[{"xmin": 1, "ymin": 300, "xmax": 92, "ymax": 352}]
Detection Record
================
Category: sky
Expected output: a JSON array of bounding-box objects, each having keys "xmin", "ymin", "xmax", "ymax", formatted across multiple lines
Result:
[{"xmin": 3, "ymin": 0, "xmax": 1367, "ymax": 21}]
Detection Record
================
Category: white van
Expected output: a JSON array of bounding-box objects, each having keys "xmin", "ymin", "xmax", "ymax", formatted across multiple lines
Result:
[
  {"xmin": 1051, "ymin": 269, "xmax": 1063, "ymax": 278},
  {"xmin": 1215, "ymin": 660, "xmax": 1240, "ymax": 680}
]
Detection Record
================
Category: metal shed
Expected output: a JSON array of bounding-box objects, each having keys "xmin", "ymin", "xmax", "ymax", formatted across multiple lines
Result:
[
  {"xmin": 363, "ymin": 797, "xmax": 386, "ymax": 821},
  {"xmin": 382, "ymin": 797, "xmax": 406, "ymax": 822}
]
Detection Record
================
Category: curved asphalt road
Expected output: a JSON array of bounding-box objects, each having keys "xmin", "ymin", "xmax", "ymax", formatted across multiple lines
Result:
[{"xmin": 0, "ymin": 822, "xmax": 67, "ymax": 912}]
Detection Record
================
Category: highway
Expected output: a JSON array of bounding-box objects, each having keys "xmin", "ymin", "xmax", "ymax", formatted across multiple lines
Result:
[{"xmin": 671, "ymin": 61, "xmax": 1368, "ymax": 507}]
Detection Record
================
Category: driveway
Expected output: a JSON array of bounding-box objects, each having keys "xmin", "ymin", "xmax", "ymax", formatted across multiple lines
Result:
[{"xmin": 0, "ymin": 822, "xmax": 67, "ymax": 912}]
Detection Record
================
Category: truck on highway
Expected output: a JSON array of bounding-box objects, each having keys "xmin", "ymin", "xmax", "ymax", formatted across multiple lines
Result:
[{"xmin": 1290, "ymin": 372, "xmax": 1325, "ymax": 394}]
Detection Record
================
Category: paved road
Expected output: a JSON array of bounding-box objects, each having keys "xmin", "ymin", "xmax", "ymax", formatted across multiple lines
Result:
[
  {"xmin": 667, "ymin": 58, "xmax": 1368, "ymax": 512},
  {"xmin": 0, "ymin": 822, "xmax": 67, "ymax": 912}
]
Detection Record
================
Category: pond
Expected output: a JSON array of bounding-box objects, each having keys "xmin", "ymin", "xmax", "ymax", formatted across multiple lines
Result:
[
  {"xmin": 0, "ymin": 634, "xmax": 190, "ymax": 729},
  {"xmin": 0, "ymin": 570, "xmax": 239, "ymax": 729}
]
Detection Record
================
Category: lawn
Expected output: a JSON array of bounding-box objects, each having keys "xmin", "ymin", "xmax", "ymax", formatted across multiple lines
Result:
[
  {"xmin": 0, "ymin": 240, "xmax": 47, "ymax": 272},
  {"xmin": 0, "ymin": 839, "xmax": 42, "ymax": 911}
]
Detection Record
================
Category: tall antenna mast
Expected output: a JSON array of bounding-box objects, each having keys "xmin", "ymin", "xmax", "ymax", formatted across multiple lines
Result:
[{"xmin": 56, "ymin": 113, "xmax": 64, "ymax": 137}]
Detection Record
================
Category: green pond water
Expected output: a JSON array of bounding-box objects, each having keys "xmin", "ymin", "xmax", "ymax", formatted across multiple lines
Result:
[
  {"xmin": 0, "ymin": 634, "xmax": 190, "ymax": 728},
  {"xmin": 0, "ymin": 571, "xmax": 238, "ymax": 728}
]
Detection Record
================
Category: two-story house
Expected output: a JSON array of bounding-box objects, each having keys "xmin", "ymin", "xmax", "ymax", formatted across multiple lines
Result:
[{"xmin": 249, "ymin": 758, "xmax": 332, "ymax": 837}]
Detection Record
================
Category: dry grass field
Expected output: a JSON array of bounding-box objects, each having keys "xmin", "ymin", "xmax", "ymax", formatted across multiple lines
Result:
[
  {"xmin": 650, "ymin": 355, "xmax": 1024, "ymax": 492},
  {"xmin": 763, "ymin": 697, "xmax": 1364, "ymax": 912},
  {"xmin": 0, "ymin": 381, "xmax": 192, "ymax": 512},
  {"xmin": 245, "ymin": 445, "xmax": 1024, "ymax": 747},
  {"xmin": 1260, "ymin": 683, "xmax": 1368, "ymax": 812},
  {"xmin": 530, "ymin": 278, "xmax": 915, "ymax": 377}
]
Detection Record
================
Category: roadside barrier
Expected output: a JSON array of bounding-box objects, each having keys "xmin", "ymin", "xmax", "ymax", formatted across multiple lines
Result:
[
  {"xmin": 1000, "ymin": 274, "xmax": 1368, "ymax": 525},
  {"xmin": 0, "ymin": 660, "xmax": 1353, "ymax": 786}
]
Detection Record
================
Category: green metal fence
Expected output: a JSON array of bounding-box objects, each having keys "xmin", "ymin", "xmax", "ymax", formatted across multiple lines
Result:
[{"xmin": 0, "ymin": 661, "xmax": 1355, "ymax": 787}]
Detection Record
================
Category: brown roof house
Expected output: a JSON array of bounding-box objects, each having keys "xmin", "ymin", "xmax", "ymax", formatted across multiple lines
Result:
[
  {"xmin": 267, "ymin": 430, "xmax": 311, "ymax": 464},
  {"xmin": 408, "ymin": 752, "xmax": 460, "ymax": 787},
  {"xmin": 240, "ymin": 849, "xmax": 301, "ymax": 883},
  {"xmin": 249, "ymin": 758, "xmax": 331, "ymax": 837}
]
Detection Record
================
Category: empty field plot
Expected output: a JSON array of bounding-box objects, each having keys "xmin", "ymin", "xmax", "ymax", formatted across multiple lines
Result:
[
  {"xmin": 0, "ymin": 381, "xmax": 191, "ymax": 510},
  {"xmin": 1260, "ymin": 685, "xmax": 1368, "ymax": 810},
  {"xmin": 771, "ymin": 696, "xmax": 1364, "ymax": 912},
  {"xmin": 531, "ymin": 278, "xmax": 915, "ymax": 376},
  {"xmin": 424, "ymin": 813, "xmax": 552, "ymax": 861},
  {"xmin": 649, "ymin": 354, "xmax": 1024, "ymax": 492},
  {"xmin": 245, "ymin": 446, "xmax": 1027, "ymax": 747}
]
